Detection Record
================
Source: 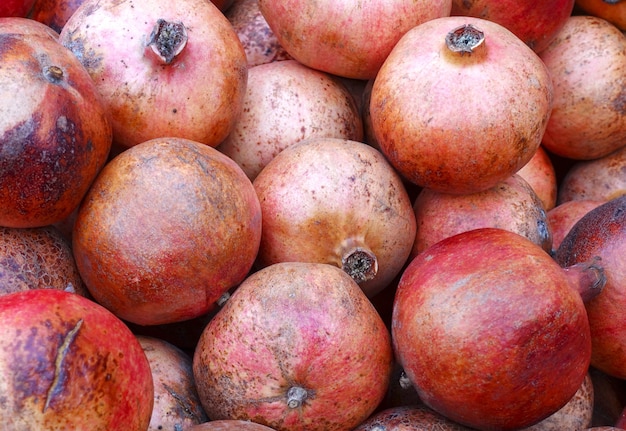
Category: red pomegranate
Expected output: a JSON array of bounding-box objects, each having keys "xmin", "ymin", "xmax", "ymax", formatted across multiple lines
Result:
[
  {"xmin": 72, "ymin": 137, "xmax": 262, "ymax": 326},
  {"xmin": 450, "ymin": 0, "xmax": 575, "ymax": 53},
  {"xmin": 193, "ymin": 262, "xmax": 393, "ymax": 431},
  {"xmin": 0, "ymin": 18, "xmax": 112, "ymax": 228},
  {"xmin": 393, "ymin": 228, "xmax": 604, "ymax": 430},
  {"xmin": 59, "ymin": 0, "xmax": 247, "ymax": 148},
  {"xmin": 257, "ymin": 0, "xmax": 452, "ymax": 79},
  {"xmin": 370, "ymin": 17, "xmax": 553, "ymax": 194}
]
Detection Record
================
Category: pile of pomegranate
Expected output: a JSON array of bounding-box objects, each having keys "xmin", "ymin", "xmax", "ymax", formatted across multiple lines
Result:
[{"xmin": 0, "ymin": 0, "xmax": 625, "ymax": 430}]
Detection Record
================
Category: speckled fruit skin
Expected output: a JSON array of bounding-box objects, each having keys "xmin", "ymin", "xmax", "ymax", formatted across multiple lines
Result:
[
  {"xmin": 137, "ymin": 336, "xmax": 208, "ymax": 430},
  {"xmin": 59, "ymin": 0, "xmax": 247, "ymax": 148},
  {"xmin": 258, "ymin": 0, "xmax": 452, "ymax": 80},
  {"xmin": 0, "ymin": 225, "xmax": 87, "ymax": 297},
  {"xmin": 555, "ymin": 196, "xmax": 626, "ymax": 379},
  {"xmin": 353, "ymin": 404, "xmax": 473, "ymax": 431},
  {"xmin": 516, "ymin": 146, "xmax": 558, "ymax": 211},
  {"xmin": 72, "ymin": 137, "xmax": 262, "ymax": 326},
  {"xmin": 370, "ymin": 16, "xmax": 553, "ymax": 195},
  {"xmin": 190, "ymin": 420, "xmax": 278, "ymax": 430},
  {"xmin": 252, "ymin": 137, "xmax": 416, "ymax": 298},
  {"xmin": 0, "ymin": 289, "xmax": 154, "ymax": 430},
  {"xmin": 539, "ymin": 16, "xmax": 626, "ymax": 161},
  {"xmin": 547, "ymin": 200, "xmax": 604, "ymax": 251},
  {"xmin": 29, "ymin": 0, "xmax": 85, "ymax": 34},
  {"xmin": 0, "ymin": 21, "xmax": 112, "ymax": 228},
  {"xmin": 393, "ymin": 228, "xmax": 594, "ymax": 431},
  {"xmin": 193, "ymin": 262, "xmax": 394, "ymax": 431},
  {"xmin": 450, "ymin": 0, "xmax": 575, "ymax": 53}
]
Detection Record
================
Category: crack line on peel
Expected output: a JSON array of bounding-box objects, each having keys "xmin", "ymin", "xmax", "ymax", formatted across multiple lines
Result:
[{"xmin": 44, "ymin": 319, "xmax": 83, "ymax": 412}]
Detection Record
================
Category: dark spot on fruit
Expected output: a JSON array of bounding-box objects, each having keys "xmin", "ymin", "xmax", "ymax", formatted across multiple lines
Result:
[{"xmin": 613, "ymin": 89, "xmax": 626, "ymax": 115}]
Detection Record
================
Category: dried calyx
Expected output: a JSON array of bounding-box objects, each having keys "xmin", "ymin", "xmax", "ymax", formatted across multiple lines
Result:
[
  {"xmin": 342, "ymin": 247, "xmax": 378, "ymax": 284},
  {"xmin": 147, "ymin": 19, "xmax": 188, "ymax": 64},
  {"xmin": 445, "ymin": 24, "xmax": 485, "ymax": 55}
]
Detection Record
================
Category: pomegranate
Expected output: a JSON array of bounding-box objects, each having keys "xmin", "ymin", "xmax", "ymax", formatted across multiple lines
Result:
[
  {"xmin": 575, "ymin": 0, "xmax": 626, "ymax": 30},
  {"xmin": 557, "ymin": 145, "xmax": 626, "ymax": 204},
  {"xmin": 192, "ymin": 262, "xmax": 394, "ymax": 431},
  {"xmin": 370, "ymin": 17, "xmax": 553, "ymax": 194},
  {"xmin": 0, "ymin": 225, "xmax": 87, "ymax": 296},
  {"xmin": 190, "ymin": 420, "xmax": 278, "ymax": 430},
  {"xmin": 516, "ymin": 146, "xmax": 558, "ymax": 211},
  {"xmin": 0, "ymin": 20, "xmax": 112, "ymax": 228},
  {"xmin": 257, "ymin": 0, "xmax": 452, "ymax": 79},
  {"xmin": 0, "ymin": 0, "xmax": 35, "ymax": 17},
  {"xmin": 72, "ymin": 137, "xmax": 262, "ymax": 326},
  {"xmin": 30, "ymin": 0, "xmax": 86, "ymax": 33},
  {"xmin": 217, "ymin": 60, "xmax": 363, "ymax": 180},
  {"xmin": 393, "ymin": 228, "xmax": 605, "ymax": 430},
  {"xmin": 450, "ymin": 0, "xmax": 575, "ymax": 53},
  {"xmin": 547, "ymin": 200, "xmax": 604, "ymax": 250},
  {"xmin": 59, "ymin": 0, "xmax": 247, "ymax": 148},
  {"xmin": 555, "ymin": 196, "xmax": 626, "ymax": 379},
  {"xmin": 0, "ymin": 289, "xmax": 153, "ymax": 430},
  {"xmin": 225, "ymin": 0, "xmax": 292, "ymax": 67},
  {"xmin": 252, "ymin": 137, "xmax": 416, "ymax": 298},
  {"xmin": 410, "ymin": 174, "xmax": 552, "ymax": 257},
  {"xmin": 539, "ymin": 15, "xmax": 626, "ymax": 160},
  {"xmin": 137, "ymin": 335, "xmax": 208, "ymax": 430},
  {"xmin": 354, "ymin": 405, "xmax": 473, "ymax": 431}
]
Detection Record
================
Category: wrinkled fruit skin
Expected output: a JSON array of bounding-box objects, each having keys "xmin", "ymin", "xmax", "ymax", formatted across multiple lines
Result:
[
  {"xmin": 393, "ymin": 228, "xmax": 592, "ymax": 431},
  {"xmin": 193, "ymin": 262, "xmax": 394, "ymax": 431},
  {"xmin": 370, "ymin": 16, "xmax": 553, "ymax": 194},
  {"xmin": 0, "ymin": 289, "xmax": 154, "ymax": 430},
  {"xmin": 0, "ymin": 23, "xmax": 112, "ymax": 228},
  {"xmin": 555, "ymin": 195, "xmax": 626, "ymax": 378},
  {"xmin": 72, "ymin": 137, "xmax": 262, "ymax": 326}
]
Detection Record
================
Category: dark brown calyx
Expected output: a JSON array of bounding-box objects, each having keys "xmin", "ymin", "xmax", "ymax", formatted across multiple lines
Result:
[
  {"xmin": 43, "ymin": 65, "xmax": 64, "ymax": 83},
  {"xmin": 342, "ymin": 247, "xmax": 378, "ymax": 284},
  {"xmin": 445, "ymin": 24, "xmax": 485, "ymax": 55},
  {"xmin": 147, "ymin": 19, "xmax": 188, "ymax": 64}
]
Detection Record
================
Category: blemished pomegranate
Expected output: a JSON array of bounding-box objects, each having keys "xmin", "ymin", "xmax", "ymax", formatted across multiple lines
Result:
[
  {"xmin": 217, "ymin": 60, "xmax": 363, "ymax": 181},
  {"xmin": 72, "ymin": 137, "xmax": 262, "ymax": 326},
  {"xmin": 59, "ymin": 0, "xmax": 247, "ymax": 148},
  {"xmin": 193, "ymin": 262, "xmax": 394, "ymax": 431},
  {"xmin": 555, "ymin": 195, "xmax": 626, "ymax": 379},
  {"xmin": 0, "ymin": 19, "xmax": 112, "ymax": 228},
  {"xmin": 410, "ymin": 174, "xmax": 552, "ymax": 258},
  {"xmin": 516, "ymin": 145, "xmax": 558, "ymax": 211},
  {"xmin": 190, "ymin": 420, "xmax": 278, "ymax": 430},
  {"xmin": 354, "ymin": 404, "xmax": 473, "ymax": 431},
  {"xmin": 370, "ymin": 17, "xmax": 553, "ymax": 194},
  {"xmin": 258, "ymin": 0, "xmax": 452, "ymax": 80},
  {"xmin": 252, "ymin": 137, "xmax": 416, "ymax": 298},
  {"xmin": 393, "ymin": 228, "xmax": 605, "ymax": 430},
  {"xmin": 539, "ymin": 15, "xmax": 626, "ymax": 160},
  {"xmin": 547, "ymin": 200, "xmax": 604, "ymax": 251},
  {"xmin": 0, "ymin": 289, "xmax": 154, "ymax": 430},
  {"xmin": 29, "ymin": 0, "xmax": 85, "ymax": 33},
  {"xmin": 450, "ymin": 0, "xmax": 575, "ymax": 53}
]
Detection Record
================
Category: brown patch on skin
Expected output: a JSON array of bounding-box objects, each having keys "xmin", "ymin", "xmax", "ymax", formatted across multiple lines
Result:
[{"xmin": 612, "ymin": 88, "xmax": 626, "ymax": 115}]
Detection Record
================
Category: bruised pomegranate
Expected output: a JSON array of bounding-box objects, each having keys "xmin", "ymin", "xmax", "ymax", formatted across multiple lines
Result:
[
  {"xmin": 252, "ymin": 137, "xmax": 416, "ymax": 298},
  {"xmin": 539, "ymin": 15, "xmax": 626, "ymax": 160},
  {"xmin": 72, "ymin": 137, "xmax": 262, "ymax": 326},
  {"xmin": 393, "ymin": 228, "xmax": 604, "ymax": 430},
  {"xmin": 450, "ymin": 0, "xmax": 575, "ymax": 53},
  {"xmin": 217, "ymin": 60, "xmax": 363, "ymax": 180},
  {"xmin": 370, "ymin": 17, "xmax": 553, "ymax": 194},
  {"xmin": 0, "ymin": 289, "xmax": 153, "ymax": 430},
  {"xmin": 193, "ymin": 262, "xmax": 393, "ymax": 431},
  {"xmin": 555, "ymin": 196, "xmax": 626, "ymax": 379},
  {"xmin": 258, "ymin": 0, "xmax": 452, "ymax": 79},
  {"xmin": 59, "ymin": 0, "xmax": 247, "ymax": 148},
  {"xmin": 0, "ymin": 20, "xmax": 112, "ymax": 228}
]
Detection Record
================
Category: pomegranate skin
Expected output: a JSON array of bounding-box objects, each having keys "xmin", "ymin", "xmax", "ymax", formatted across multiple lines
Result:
[
  {"xmin": 393, "ymin": 228, "xmax": 593, "ymax": 430},
  {"xmin": 450, "ymin": 0, "xmax": 575, "ymax": 53},
  {"xmin": 370, "ymin": 16, "xmax": 553, "ymax": 194},
  {"xmin": 555, "ymin": 195, "xmax": 626, "ymax": 379},
  {"xmin": 193, "ymin": 262, "xmax": 393, "ymax": 431},
  {"xmin": 72, "ymin": 137, "xmax": 262, "ymax": 326},
  {"xmin": 59, "ymin": 0, "xmax": 247, "ymax": 148},
  {"xmin": 0, "ymin": 24, "xmax": 112, "ymax": 228}
]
